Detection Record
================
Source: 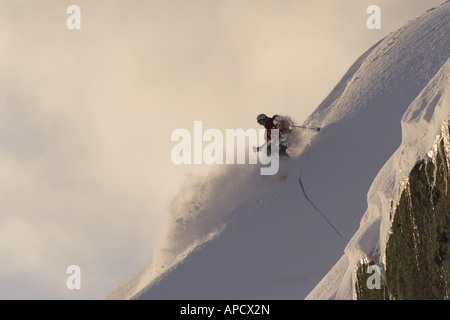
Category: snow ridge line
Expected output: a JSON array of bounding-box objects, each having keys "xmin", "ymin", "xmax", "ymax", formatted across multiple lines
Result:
[{"xmin": 298, "ymin": 168, "xmax": 349, "ymax": 241}]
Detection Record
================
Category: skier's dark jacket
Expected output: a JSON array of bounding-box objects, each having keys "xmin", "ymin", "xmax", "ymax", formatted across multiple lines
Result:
[{"xmin": 263, "ymin": 115, "xmax": 290, "ymax": 141}]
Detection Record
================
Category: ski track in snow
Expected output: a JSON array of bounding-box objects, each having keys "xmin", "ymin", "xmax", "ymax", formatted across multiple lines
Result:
[{"xmin": 298, "ymin": 168, "xmax": 349, "ymax": 241}]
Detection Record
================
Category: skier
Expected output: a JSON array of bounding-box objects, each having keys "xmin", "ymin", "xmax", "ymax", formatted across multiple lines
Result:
[{"xmin": 254, "ymin": 113, "xmax": 292, "ymax": 158}]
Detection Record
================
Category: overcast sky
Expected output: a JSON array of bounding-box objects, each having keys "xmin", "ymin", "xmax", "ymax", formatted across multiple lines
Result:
[{"xmin": 0, "ymin": 0, "xmax": 445, "ymax": 299}]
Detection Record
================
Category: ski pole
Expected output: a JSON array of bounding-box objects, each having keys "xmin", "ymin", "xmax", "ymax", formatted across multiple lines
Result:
[{"xmin": 289, "ymin": 124, "xmax": 321, "ymax": 132}]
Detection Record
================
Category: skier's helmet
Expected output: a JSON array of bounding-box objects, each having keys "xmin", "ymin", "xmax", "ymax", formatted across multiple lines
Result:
[{"xmin": 257, "ymin": 113, "xmax": 268, "ymax": 124}]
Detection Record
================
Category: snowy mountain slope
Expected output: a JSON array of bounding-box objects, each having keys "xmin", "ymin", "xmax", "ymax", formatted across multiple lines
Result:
[
  {"xmin": 307, "ymin": 58, "xmax": 450, "ymax": 300},
  {"xmin": 107, "ymin": 2, "xmax": 450, "ymax": 300}
]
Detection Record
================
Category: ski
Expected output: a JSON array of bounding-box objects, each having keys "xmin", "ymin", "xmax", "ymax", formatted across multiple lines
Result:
[{"xmin": 289, "ymin": 125, "xmax": 321, "ymax": 132}]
